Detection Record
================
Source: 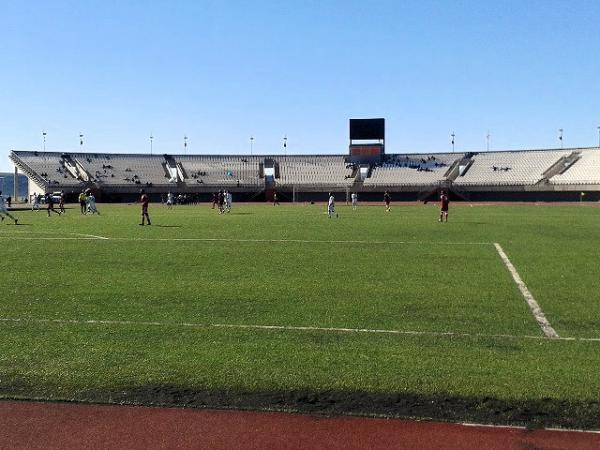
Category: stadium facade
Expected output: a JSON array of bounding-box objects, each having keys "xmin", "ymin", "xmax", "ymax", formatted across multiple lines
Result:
[{"xmin": 9, "ymin": 147, "xmax": 600, "ymax": 203}]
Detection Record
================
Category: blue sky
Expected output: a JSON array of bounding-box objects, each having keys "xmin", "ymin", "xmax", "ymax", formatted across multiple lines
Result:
[{"xmin": 2, "ymin": 0, "xmax": 600, "ymax": 172}]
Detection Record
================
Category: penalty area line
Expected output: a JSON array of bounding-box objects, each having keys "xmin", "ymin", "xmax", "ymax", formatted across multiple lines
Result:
[
  {"xmin": 494, "ymin": 243, "xmax": 559, "ymax": 339},
  {"xmin": 0, "ymin": 317, "xmax": 597, "ymax": 342}
]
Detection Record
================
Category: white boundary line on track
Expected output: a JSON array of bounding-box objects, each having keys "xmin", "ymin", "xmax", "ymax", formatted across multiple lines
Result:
[
  {"xmin": 460, "ymin": 422, "xmax": 600, "ymax": 434},
  {"xmin": 494, "ymin": 243, "xmax": 559, "ymax": 339},
  {"xmin": 1, "ymin": 317, "xmax": 598, "ymax": 342}
]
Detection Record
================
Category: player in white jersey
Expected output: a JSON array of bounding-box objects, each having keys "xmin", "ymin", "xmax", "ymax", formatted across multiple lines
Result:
[
  {"xmin": 327, "ymin": 193, "xmax": 338, "ymax": 218},
  {"xmin": 225, "ymin": 191, "xmax": 232, "ymax": 213},
  {"xmin": 31, "ymin": 192, "xmax": 40, "ymax": 211},
  {"xmin": 166, "ymin": 192, "xmax": 174, "ymax": 209},
  {"xmin": 86, "ymin": 193, "xmax": 100, "ymax": 214},
  {"xmin": 351, "ymin": 192, "xmax": 358, "ymax": 210},
  {"xmin": 0, "ymin": 191, "xmax": 18, "ymax": 224}
]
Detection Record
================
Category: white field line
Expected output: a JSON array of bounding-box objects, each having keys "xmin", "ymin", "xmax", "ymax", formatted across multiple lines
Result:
[
  {"xmin": 494, "ymin": 243, "xmax": 559, "ymax": 339},
  {"xmin": 1, "ymin": 317, "xmax": 598, "ymax": 342},
  {"xmin": 76, "ymin": 233, "xmax": 110, "ymax": 240},
  {"xmin": 117, "ymin": 238, "xmax": 493, "ymax": 245},
  {"xmin": 0, "ymin": 237, "xmax": 100, "ymax": 240},
  {"xmin": 0, "ymin": 234, "xmax": 492, "ymax": 245}
]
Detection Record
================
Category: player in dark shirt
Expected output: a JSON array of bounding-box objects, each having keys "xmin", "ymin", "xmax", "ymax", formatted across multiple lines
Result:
[
  {"xmin": 217, "ymin": 190, "xmax": 225, "ymax": 214},
  {"xmin": 383, "ymin": 191, "xmax": 391, "ymax": 212},
  {"xmin": 46, "ymin": 194, "xmax": 61, "ymax": 216},
  {"xmin": 139, "ymin": 189, "xmax": 151, "ymax": 225},
  {"xmin": 439, "ymin": 190, "xmax": 449, "ymax": 222},
  {"xmin": 59, "ymin": 191, "xmax": 66, "ymax": 214}
]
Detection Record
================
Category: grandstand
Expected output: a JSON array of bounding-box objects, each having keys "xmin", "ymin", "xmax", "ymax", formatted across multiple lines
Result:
[
  {"xmin": 9, "ymin": 147, "xmax": 600, "ymax": 202},
  {"xmin": 77, "ymin": 153, "xmax": 169, "ymax": 186},
  {"xmin": 177, "ymin": 155, "xmax": 263, "ymax": 188},
  {"xmin": 276, "ymin": 155, "xmax": 354, "ymax": 188},
  {"xmin": 364, "ymin": 153, "xmax": 459, "ymax": 187},
  {"xmin": 548, "ymin": 148, "xmax": 600, "ymax": 185},
  {"xmin": 454, "ymin": 149, "xmax": 571, "ymax": 186}
]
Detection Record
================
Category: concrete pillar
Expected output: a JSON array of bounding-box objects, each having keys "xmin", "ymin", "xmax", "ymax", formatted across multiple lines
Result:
[{"xmin": 14, "ymin": 166, "xmax": 18, "ymax": 202}]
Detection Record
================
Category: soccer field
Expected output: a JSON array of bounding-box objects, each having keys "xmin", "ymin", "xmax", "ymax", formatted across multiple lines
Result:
[{"xmin": 1, "ymin": 202, "xmax": 599, "ymax": 428}]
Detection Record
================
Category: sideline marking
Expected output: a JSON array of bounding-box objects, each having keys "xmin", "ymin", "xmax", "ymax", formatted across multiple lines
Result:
[
  {"xmin": 0, "ymin": 237, "xmax": 100, "ymax": 240},
  {"xmin": 1, "ymin": 317, "xmax": 597, "ymax": 342},
  {"xmin": 494, "ymin": 243, "xmax": 559, "ymax": 339},
  {"xmin": 77, "ymin": 233, "xmax": 109, "ymax": 240},
  {"xmin": 0, "ymin": 234, "xmax": 491, "ymax": 246},
  {"xmin": 118, "ymin": 237, "xmax": 492, "ymax": 246}
]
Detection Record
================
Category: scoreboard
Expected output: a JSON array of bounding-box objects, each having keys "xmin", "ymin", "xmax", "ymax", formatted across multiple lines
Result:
[
  {"xmin": 349, "ymin": 145, "xmax": 383, "ymax": 157},
  {"xmin": 349, "ymin": 144, "xmax": 384, "ymax": 164}
]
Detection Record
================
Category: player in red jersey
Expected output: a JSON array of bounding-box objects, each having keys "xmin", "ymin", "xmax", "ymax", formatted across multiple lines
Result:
[
  {"xmin": 139, "ymin": 189, "xmax": 151, "ymax": 226},
  {"xmin": 439, "ymin": 190, "xmax": 449, "ymax": 222}
]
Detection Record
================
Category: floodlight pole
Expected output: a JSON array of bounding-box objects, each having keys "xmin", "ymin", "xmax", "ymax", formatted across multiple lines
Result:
[
  {"xmin": 486, "ymin": 131, "xmax": 490, "ymax": 152},
  {"xmin": 184, "ymin": 135, "xmax": 188, "ymax": 155},
  {"xmin": 559, "ymin": 129, "xmax": 563, "ymax": 149},
  {"xmin": 451, "ymin": 132, "xmax": 455, "ymax": 153},
  {"xmin": 79, "ymin": 133, "xmax": 84, "ymax": 151},
  {"xmin": 283, "ymin": 136, "xmax": 287, "ymax": 157},
  {"xmin": 42, "ymin": 131, "xmax": 47, "ymax": 151},
  {"xmin": 597, "ymin": 126, "xmax": 600, "ymax": 147},
  {"xmin": 250, "ymin": 136, "xmax": 254, "ymax": 156},
  {"xmin": 150, "ymin": 134, "xmax": 154, "ymax": 155}
]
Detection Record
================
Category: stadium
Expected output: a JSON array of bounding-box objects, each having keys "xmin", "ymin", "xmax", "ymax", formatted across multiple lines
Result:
[
  {"xmin": 3, "ymin": 1, "xmax": 600, "ymax": 446},
  {"xmin": 2, "ymin": 119, "xmax": 600, "ymax": 445},
  {"xmin": 9, "ymin": 134, "xmax": 600, "ymax": 204}
]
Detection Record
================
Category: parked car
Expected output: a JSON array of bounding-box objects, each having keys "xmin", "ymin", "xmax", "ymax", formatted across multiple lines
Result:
[{"xmin": 50, "ymin": 192, "xmax": 62, "ymax": 203}]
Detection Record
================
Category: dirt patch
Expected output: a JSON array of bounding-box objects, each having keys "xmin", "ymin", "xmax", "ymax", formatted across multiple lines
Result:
[{"xmin": 2, "ymin": 381, "xmax": 596, "ymax": 430}]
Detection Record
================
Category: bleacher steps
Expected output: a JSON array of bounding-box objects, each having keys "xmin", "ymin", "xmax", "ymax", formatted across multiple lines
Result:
[
  {"xmin": 542, "ymin": 152, "xmax": 581, "ymax": 181},
  {"xmin": 446, "ymin": 157, "xmax": 474, "ymax": 180}
]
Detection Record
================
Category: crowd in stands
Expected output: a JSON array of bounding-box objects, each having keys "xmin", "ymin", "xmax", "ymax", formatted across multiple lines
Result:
[{"xmin": 381, "ymin": 155, "xmax": 448, "ymax": 171}]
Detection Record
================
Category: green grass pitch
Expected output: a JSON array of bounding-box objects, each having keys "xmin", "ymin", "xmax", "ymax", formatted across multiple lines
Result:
[{"xmin": 1, "ymin": 201, "xmax": 599, "ymax": 428}]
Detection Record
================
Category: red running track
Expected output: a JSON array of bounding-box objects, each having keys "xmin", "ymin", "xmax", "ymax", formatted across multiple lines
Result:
[{"xmin": 1, "ymin": 401, "xmax": 599, "ymax": 449}]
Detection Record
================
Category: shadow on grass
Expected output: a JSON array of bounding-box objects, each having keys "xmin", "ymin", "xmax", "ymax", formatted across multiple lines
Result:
[{"xmin": 2, "ymin": 380, "xmax": 599, "ymax": 429}]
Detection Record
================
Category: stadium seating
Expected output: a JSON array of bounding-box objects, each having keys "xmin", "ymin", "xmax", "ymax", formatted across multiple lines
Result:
[
  {"xmin": 10, "ymin": 149, "xmax": 600, "ymax": 196},
  {"xmin": 549, "ymin": 149, "xmax": 600, "ymax": 185},
  {"xmin": 74, "ymin": 153, "xmax": 168, "ymax": 186},
  {"xmin": 276, "ymin": 156, "xmax": 354, "ymax": 187},
  {"xmin": 14, "ymin": 152, "xmax": 82, "ymax": 187},
  {"xmin": 177, "ymin": 155, "xmax": 263, "ymax": 187},
  {"xmin": 454, "ymin": 150, "xmax": 569, "ymax": 186},
  {"xmin": 364, "ymin": 154, "xmax": 459, "ymax": 186}
]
